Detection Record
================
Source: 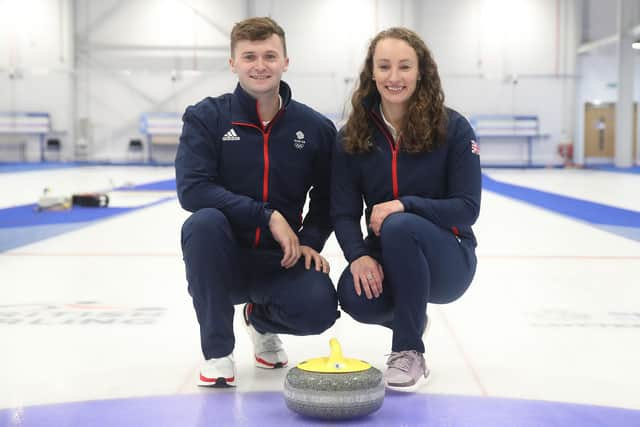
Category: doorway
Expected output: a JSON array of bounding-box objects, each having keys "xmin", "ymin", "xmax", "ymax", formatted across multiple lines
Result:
[{"xmin": 584, "ymin": 103, "xmax": 638, "ymax": 163}]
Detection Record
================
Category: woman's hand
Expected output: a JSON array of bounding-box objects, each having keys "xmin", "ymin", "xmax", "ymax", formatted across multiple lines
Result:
[
  {"xmin": 350, "ymin": 255, "xmax": 384, "ymax": 299},
  {"xmin": 369, "ymin": 200, "xmax": 404, "ymax": 236}
]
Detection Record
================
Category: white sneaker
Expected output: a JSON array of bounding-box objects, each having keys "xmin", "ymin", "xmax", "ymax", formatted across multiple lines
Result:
[
  {"xmin": 244, "ymin": 303, "xmax": 288, "ymax": 369},
  {"xmin": 198, "ymin": 354, "xmax": 236, "ymax": 387}
]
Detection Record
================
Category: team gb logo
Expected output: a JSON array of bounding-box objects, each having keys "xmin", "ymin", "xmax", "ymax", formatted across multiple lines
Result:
[{"xmin": 294, "ymin": 130, "xmax": 306, "ymax": 149}]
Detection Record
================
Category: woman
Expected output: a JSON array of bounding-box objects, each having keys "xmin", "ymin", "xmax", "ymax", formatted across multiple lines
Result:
[{"xmin": 332, "ymin": 27, "xmax": 481, "ymax": 392}]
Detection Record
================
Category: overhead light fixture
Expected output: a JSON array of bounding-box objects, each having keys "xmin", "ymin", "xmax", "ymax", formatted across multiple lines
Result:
[{"xmin": 633, "ymin": 40, "xmax": 640, "ymax": 50}]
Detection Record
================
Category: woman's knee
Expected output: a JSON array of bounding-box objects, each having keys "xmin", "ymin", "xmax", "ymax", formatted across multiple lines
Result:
[
  {"xmin": 430, "ymin": 278, "xmax": 473, "ymax": 304},
  {"xmin": 336, "ymin": 268, "xmax": 358, "ymax": 312},
  {"xmin": 380, "ymin": 213, "xmax": 434, "ymax": 240},
  {"xmin": 337, "ymin": 268, "xmax": 391, "ymax": 325}
]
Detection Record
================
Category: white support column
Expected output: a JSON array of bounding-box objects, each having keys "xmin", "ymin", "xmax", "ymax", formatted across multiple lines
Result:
[
  {"xmin": 573, "ymin": 0, "xmax": 585, "ymax": 166},
  {"xmin": 66, "ymin": 0, "xmax": 76, "ymax": 161},
  {"xmin": 74, "ymin": 0, "xmax": 92, "ymax": 159},
  {"xmin": 563, "ymin": 0, "xmax": 579, "ymax": 160},
  {"xmin": 615, "ymin": 0, "xmax": 635, "ymax": 167},
  {"xmin": 638, "ymin": 89, "xmax": 640, "ymax": 165}
]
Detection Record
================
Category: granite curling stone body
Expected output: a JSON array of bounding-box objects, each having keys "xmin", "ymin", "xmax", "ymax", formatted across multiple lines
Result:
[{"xmin": 283, "ymin": 338, "xmax": 384, "ymax": 419}]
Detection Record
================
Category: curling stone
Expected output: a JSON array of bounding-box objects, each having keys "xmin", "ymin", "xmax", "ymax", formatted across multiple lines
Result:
[{"xmin": 283, "ymin": 338, "xmax": 384, "ymax": 419}]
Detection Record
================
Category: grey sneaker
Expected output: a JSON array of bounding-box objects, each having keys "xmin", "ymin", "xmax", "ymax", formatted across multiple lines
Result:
[{"xmin": 384, "ymin": 350, "xmax": 430, "ymax": 392}]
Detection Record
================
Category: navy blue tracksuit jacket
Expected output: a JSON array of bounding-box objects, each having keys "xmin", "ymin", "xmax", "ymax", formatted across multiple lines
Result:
[
  {"xmin": 331, "ymin": 96, "xmax": 482, "ymax": 262},
  {"xmin": 176, "ymin": 82, "xmax": 336, "ymax": 252}
]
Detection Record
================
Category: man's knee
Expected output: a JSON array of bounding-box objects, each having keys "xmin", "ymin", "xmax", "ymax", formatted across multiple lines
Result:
[
  {"xmin": 183, "ymin": 208, "xmax": 229, "ymax": 234},
  {"xmin": 295, "ymin": 273, "xmax": 338, "ymax": 334},
  {"xmin": 182, "ymin": 208, "xmax": 232, "ymax": 246}
]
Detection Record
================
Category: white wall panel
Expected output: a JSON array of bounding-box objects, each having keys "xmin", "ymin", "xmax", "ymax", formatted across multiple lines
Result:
[{"xmin": 0, "ymin": 0, "xmax": 588, "ymax": 165}]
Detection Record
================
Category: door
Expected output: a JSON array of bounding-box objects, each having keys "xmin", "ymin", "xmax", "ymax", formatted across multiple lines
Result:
[
  {"xmin": 585, "ymin": 103, "xmax": 615, "ymax": 158},
  {"xmin": 584, "ymin": 103, "xmax": 638, "ymax": 160}
]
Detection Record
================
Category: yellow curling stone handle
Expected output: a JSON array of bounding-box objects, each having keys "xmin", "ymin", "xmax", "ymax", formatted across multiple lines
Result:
[{"xmin": 296, "ymin": 338, "xmax": 371, "ymax": 373}]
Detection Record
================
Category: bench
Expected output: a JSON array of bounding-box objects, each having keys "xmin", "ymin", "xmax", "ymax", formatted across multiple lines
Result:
[
  {"xmin": 140, "ymin": 112, "xmax": 182, "ymax": 163},
  {"xmin": 469, "ymin": 115, "xmax": 549, "ymax": 167},
  {"xmin": 0, "ymin": 112, "xmax": 51, "ymax": 161}
]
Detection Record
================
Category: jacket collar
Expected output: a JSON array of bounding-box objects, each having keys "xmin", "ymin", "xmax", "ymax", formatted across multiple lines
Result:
[
  {"xmin": 231, "ymin": 81, "xmax": 292, "ymax": 125},
  {"xmin": 362, "ymin": 91, "xmax": 397, "ymax": 142}
]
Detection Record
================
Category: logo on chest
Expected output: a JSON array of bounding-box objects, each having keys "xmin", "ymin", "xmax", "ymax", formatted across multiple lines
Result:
[
  {"xmin": 222, "ymin": 128, "xmax": 240, "ymax": 142},
  {"xmin": 293, "ymin": 130, "xmax": 306, "ymax": 150}
]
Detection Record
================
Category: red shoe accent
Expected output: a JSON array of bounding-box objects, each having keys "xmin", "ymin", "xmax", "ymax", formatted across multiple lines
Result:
[
  {"xmin": 255, "ymin": 356, "xmax": 287, "ymax": 368},
  {"xmin": 199, "ymin": 373, "xmax": 235, "ymax": 384},
  {"xmin": 244, "ymin": 303, "xmax": 254, "ymax": 325}
]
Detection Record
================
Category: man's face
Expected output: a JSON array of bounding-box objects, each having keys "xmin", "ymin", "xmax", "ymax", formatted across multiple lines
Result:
[{"xmin": 230, "ymin": 34, "xmax": 289, "ymax": 99}]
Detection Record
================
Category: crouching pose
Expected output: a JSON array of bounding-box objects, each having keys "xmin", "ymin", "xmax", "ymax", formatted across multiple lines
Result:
[
  {"xmin": 332, "ymin": 27, "xmax": 481, "ymax": 392},
  {"xmin": 176, "ymin": 17, "xmax": 338, "ymax": 387}
]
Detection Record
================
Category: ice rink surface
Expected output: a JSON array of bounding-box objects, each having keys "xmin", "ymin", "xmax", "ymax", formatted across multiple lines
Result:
[{"xmin": 1, "ymin": 165, "xmax": 639, "ymax": 426}]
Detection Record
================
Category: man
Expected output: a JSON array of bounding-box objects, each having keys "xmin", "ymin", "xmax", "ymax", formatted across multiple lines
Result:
[{"xmin": 176, "ymin": 17, "xmax": 338, "ymax": 387}]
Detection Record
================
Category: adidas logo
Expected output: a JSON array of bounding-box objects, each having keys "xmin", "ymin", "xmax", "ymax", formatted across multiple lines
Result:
[{"xmin": 222, "ymin": 129, "xmax": 240, "ymax": 142}]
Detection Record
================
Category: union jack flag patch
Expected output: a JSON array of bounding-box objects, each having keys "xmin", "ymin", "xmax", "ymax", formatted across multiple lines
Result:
[{"xmin": 470, "ymin": 140, "xmax": 480, "ymax": 155}]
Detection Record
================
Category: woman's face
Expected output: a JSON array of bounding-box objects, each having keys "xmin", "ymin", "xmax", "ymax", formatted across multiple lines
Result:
[{"xmin": 372, "ymin": 37, "xmax": 420, "ymax": 111}]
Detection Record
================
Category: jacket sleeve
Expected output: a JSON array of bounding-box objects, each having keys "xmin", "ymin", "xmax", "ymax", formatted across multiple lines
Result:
[
  {"xmin": 398, "ymin": 116, "xmax": 481, "ymax": 228},
  {"xmin": 298, "ymin": 118, "xmax": 336, "ymax": 252},
  {"xmin": 331, "ymin": 132, "xmax": 370, "ymax": 263},
  {"xmin": 175, "ymin": 106, "xmax": 272, "ymax": 228}
]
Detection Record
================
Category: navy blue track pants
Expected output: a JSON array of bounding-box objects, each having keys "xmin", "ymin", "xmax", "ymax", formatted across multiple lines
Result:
[
  {"xmin": 181, "ymin": 208, "xmax": 338, "ymax": 359},
  {"xmin": 337, "ymin": 213, "xmax": 476, "ymax": 353}
]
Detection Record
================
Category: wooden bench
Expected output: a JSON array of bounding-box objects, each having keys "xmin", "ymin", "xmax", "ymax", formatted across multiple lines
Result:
[
  {"xmin": 469, "ymin": 115, "xmax": 549, "ymax": 167},
  {"xmin": 0, "ymin": 112, "xmax": 51, "ymax": 161}
]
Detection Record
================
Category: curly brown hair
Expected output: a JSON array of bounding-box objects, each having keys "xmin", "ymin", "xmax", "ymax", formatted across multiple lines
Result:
[{"xmin": 343, "ymin": 27, "xmax": 447, "ymax": 154}]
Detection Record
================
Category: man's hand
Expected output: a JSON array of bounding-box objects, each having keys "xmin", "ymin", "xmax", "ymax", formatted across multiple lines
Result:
[
  {"xmin": 350, "ymin": 255, "xmax": 384, "ymax": 299},
  {"xmin": 300, "ymin": 246, "xmax": 330, "ymax": 273},
  {"xmin": 268, "ymin": 210, "xmax": 301, "ymax": 268},
  {"xmin": 369, "ymin": 200, "xmax": 404, "ymax": 236}
]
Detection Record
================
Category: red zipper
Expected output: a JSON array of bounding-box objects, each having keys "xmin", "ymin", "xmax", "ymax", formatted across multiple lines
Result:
[
  {"xmin": 231, "ymin": 101, "xmax": 283, "ymax": 247},
  {"xmin": 370, "ymin": 110, "xmax": 459, "ymax": 239},
  {"xmin": 369, "ymin": 111, "xmax": 399, "ymax": 199},
  {"xmin": 391, "ymin": 149, "xmax": 398, "ymax": 198}
]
